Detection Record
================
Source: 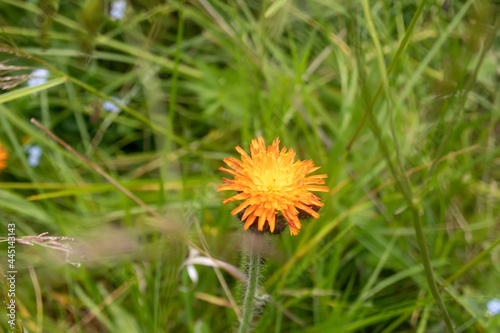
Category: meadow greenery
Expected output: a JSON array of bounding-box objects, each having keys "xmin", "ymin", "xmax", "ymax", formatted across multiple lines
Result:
[{"xmin": 0, "ymin": 0, "xmax": 499, "ymax": 332}]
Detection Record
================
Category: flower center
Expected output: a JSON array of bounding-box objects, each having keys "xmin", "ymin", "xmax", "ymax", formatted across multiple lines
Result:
[{"xmin": 251, "ymin": 164, "xmax": 294, "ymax": 195}]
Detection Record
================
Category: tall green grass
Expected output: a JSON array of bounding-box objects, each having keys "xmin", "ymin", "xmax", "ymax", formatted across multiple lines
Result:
[{"xmin": 0, "ymin": 0, "xmax": 499, "ymax": 332}]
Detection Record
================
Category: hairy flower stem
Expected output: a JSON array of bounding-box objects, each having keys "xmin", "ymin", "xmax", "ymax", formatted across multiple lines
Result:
[{"xmin": 238, "ymin": 250, "xmax": 261, "ymax": 333}]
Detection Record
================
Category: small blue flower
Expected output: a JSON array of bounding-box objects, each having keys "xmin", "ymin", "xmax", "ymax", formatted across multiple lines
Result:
[
  {"xmin": 110, "ymin": 0, "xmax": 127, "ymax": 20},
  {"xmin": 26, "ymin": 145, "xmax": 42, "ymax": 167},
  {"xmin": 103, "ymin": 96, "xmax": 122, "ymax": 113},
  {"xmin": 488, "ymin": 299, "xmax": 500, "ymax": 316},
  {"xmin": 27, "ymin": 69, "xmax": 49, "ymax": 87}
]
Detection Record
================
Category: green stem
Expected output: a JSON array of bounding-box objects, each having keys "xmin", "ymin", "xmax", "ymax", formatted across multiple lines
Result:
[
  {"xmin": 238, "ymin": 250, "xmax": 261, "ymax": 333},
  {"xmin": 411, "ymin": 208, "xmax": 454, "ymax": 332}
]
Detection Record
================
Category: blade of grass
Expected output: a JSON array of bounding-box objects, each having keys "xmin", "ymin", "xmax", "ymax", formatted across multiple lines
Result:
[
  {"xmin": 440, "ymin": 235, "xmax": 500, "ymax": 291},
  {"xmin": 0, "ymin": 0, "xmax": 201, "ymax": 78},
  {"xmin": 395, "ymin": 0, "xmax": 476, "ymax": 105},
  {"xmin": 0, "ymin": 77, "xmax": 67, "ymax": 104},
  {"xmin": 347, "ymin": 235, "xmax": 398, "ymax": 315},
  {"xmin": 345, "ymin": 0, "xmax": 429, "ymax": 152}
]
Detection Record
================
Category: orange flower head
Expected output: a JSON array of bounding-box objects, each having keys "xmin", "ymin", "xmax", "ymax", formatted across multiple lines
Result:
[
  {"xmin": 218, "ymin": 137, "xmax": 329, "ymax": 235},
  {"xmin": 0, "ymin": 143, "xmax": 8, "ymax": 173}
]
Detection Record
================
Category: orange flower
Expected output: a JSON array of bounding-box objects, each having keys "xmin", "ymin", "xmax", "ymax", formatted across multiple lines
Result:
[
  {"xmin": 0, "ymin": 143, "xmax": 8, "ymax": 173},
  {"xmin": 218, "ymin": 137, "xmax": 329, "ymax": 235}
]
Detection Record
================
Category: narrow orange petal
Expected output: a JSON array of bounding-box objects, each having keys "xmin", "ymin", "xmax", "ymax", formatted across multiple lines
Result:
[
  {"xmin": 287, "ymin": 214, "xmax": 301, "ymax": 235},
  {"xmin": 268, "ymin": 210, "xmax": 276, "ymax": 233},
  {"xmin": 223, "ymin": 192, "xmax": 249, "ymax": 203},
  {"xmin": 289, "ymin": 227, "xmax": 300, "ymax": 235},
  {"xmin": 307, "ymin": 166, "xmax": 321, "ymax": 173},
  {"xmin": 305, "ymin": 175, "xmax": 328, "ymax": 184},
  {"xmin": 250, "ymin": 138, "xmax": 263, "ymax": 157},
  {"xmin": 223, "ymin": 158, "xmax": 243, "ymax": 171},
  {"xmin": 309, "ymin": 196, "xmax": 324, "ymax": 206},
  {"xmin": 295, "ymin": 203, "xmax": 320, "ymax": 218},
  {"xmin": 306, "ymin": 174, "xmax": 328, "ymax": 179},
  {"xmin": 235, "ymin": 146, "xmax": 251, "ymax": 161},
  {"xmin": 218, "ymin": 184, "xmax": 243, "ymax": 192},
  {"xmin": 257, "ymin": 213, "xmax": 267, "ymax": 231},
  {"xmin": 254, "ymin": 205, "xmax": 265, "ymax": 217},
  {"xmin": 244, "ymin": 214, "xmax": 257, "ymax": 230},
  {"xmin": 219, "ymin": 167, "xmax": 238, "ymax": 176},
  {"xmin": 305, "ymin": 178, "xmax": 326, "ymax": 185},
  {"xmin": 242, "ymin": 205, "xmax": 257, "ymax": 220},
  {"xmin": 283, "ymin": 210, "xmax": 302, "ymax": 229},
  {"xmin": 305, "ymin": 185, "xmax": 329, "ymax": 192},
  {"xmin": 228, "ymin": 156, "xmax": 243, "ymax": 165},
  {"xmin": 257, "ymin": 137, "xmax": 266, "ymax": 153},
  {"xmin": 231, "ymin": 201, "xmax": 250, "ymax": 215}
]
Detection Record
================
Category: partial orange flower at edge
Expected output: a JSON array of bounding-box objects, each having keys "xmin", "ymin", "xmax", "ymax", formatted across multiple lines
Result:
[
  {"xmin": 0, "ymin": 143, "xmax": 8, "ymax": 173},
  {"xmin": 217, "ymin": 137, "xmax": 329, "ymax": 236}
]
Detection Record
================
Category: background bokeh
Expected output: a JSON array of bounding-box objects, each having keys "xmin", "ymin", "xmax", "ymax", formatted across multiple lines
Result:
[{"xmin": 0, "ymin": 0, "xmax": 499, "ymax": 332}]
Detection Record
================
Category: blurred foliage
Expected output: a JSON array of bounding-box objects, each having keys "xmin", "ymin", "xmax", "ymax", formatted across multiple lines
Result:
[{"xmin": 0, "ymin": 0, "xmax": 499, "ymax": 332}]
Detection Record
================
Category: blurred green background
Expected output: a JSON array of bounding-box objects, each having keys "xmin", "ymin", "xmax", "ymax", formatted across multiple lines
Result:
[{"xmin": 0, "ymin": 0, "xmax": 499, "ymax": 332}]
